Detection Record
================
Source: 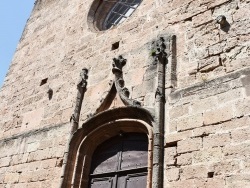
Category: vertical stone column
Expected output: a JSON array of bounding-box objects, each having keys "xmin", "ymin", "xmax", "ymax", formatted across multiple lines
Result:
[
  {"xmin": 152, "ymin": 37, "xmax": 167, "ymax": 188},
  {"xmin": 60, "ymin": 68, "xmax": 88, "ymax": 188}
]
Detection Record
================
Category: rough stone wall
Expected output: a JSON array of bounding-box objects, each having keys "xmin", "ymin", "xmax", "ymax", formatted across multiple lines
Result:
[
  {"xmin": 0, "ymin": 0, "xmax": 249, "ymax": 187},
  {"xmin": 165, "ymin": 69, "xmax": 250, "ymax": 187},
  {"xmin": 0, "ymin": 124, "xmax": 68, "ymax": 188}
]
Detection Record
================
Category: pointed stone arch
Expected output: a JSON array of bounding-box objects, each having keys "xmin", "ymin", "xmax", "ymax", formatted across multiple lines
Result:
[{"xmin": 61, "ymin": 106, "xmax": 154, "ymax": 188}]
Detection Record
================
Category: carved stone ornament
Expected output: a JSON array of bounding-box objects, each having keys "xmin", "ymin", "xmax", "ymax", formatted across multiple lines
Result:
[
  {"xmin": 77, "ymin": 68, "xmax": 88, "ymax": 89},
  {"xmin": 154, "ymin": 37, "xmax": 167, "ymax": 64},
  {"xmin": 112, "ymin": 55, "xmax": 141, "ymax": 106},
  {"xmin": 71, "ymin": 68, "xmax": 89, "ymax": 128}
]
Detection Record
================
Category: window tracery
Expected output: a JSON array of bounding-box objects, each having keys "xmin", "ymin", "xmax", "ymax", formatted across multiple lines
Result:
[{"xmin": 88, "ymin": 0, "xmax": 142, "ymax": 31}]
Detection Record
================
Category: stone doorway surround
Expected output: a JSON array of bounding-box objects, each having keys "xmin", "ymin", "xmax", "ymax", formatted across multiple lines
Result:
[{"xmin": 60, "ymin": 106, "xmax": 154, "ymax": 188}]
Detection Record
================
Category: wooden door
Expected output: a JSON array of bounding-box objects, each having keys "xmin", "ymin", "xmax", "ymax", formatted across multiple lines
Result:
[{"xmin": 89, "ymin": 133, "xmax": 148, "ymax": 188}]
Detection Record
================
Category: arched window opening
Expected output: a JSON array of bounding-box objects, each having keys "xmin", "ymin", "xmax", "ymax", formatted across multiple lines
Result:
[
  {"xmin": 103, "ymin": 0, "xmax": 142, "ymax": 30},
  {"xmin": 88, "ymin": 0, "xmax": 142, "ymax": 31},
  {"xmin": 89, "ymin": 133, "xmax": 148, "ymax": 188}
]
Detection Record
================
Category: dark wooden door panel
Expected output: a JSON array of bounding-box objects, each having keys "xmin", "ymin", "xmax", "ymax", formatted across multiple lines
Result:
[
  {"xmin": 91, "ymin": 151, "xmax": 119, "ymax": 174},
  {"xmin": 125, "ymin": 173, "xmax": 147, "ymax": 188},
  {"xmin": 90, "ymin": 177, "xmax": 113, "ymax": 188},
  {"xmin": 121, "ymin": 140, "xmax": 148, "ymax": 170},
  {"xmin": 89, "ymin": 133, "xmax": 148, "ymax": 188},
  {"xmin": 91, "ymin": 143, "xmax": 121, "ymax": 174}
]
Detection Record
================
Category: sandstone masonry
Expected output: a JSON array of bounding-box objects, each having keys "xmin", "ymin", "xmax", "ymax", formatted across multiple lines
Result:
[{"xmin": 0, "ymin": 0, "xmax": 249, "ymax": 187}]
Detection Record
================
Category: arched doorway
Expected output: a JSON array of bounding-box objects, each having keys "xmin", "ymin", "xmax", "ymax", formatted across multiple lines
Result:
[
  {"xmin": 89, "ymin": 133, "xmax": 148, "ymax": 188},
  {"xmin": 60, "ymin": 107, "xmax": 154, "ymax": 188}
]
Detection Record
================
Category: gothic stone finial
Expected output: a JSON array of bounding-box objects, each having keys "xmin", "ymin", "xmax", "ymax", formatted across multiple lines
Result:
[
  {"xmin": 112, "ymin": 55, "xmax": 127, "ymax": 74},
  {"xmin": 111, "ymin": 55, "xmax": 141, "ymax": 107},
  {"xmin": 155, "ymin": 37, "xmax": 167, "ymax": 63},
  {"xmin": 77, "ymin": 68, "xmax": 88, "ymax": 89}
]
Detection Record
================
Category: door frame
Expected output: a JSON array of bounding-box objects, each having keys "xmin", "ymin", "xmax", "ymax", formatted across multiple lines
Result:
[{"xmin": 61, "ymin": 106, "xmax": 154, "ymax": 188}]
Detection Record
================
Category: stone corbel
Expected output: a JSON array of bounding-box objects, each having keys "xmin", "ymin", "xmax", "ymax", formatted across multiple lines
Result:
[{"xmin": 112, "ymin": 55, "xmax": 141, "ymax": 106}]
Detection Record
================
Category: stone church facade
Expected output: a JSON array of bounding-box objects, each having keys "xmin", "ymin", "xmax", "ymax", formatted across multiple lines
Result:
[{"xmin": 0, "ymin": 0, "xmax": 250, "ymax": 187}]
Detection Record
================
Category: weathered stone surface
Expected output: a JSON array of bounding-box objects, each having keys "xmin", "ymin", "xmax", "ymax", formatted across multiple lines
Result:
[
  {"xmin": 234, "ymin": 98, "xmax": 250, "ymax": 117},
  {"xmin": 177, "ymin": 137, "xmax": 202, "ymax": 154},
  {"xmin": 0, "ymin": 157, "xmax": 11, "ymax": 168},
  {"xmin": 177, "ymin": 153, "xmax": 192, "ymax": 166},
  {"xmin": 0, "ymin": 0, "xmax": 250, "ymax": 187},
  {"xmin": 165, "ymin": 167, "xmax": 180, "ymax": 181},
  {"xmin": 203, "ymin": 133, "xmax": 231, "ymax": 148},
  {"xmin": 176, "ymin": 113, "xmax": 203, "ymax": 132},
  {"xmin": 181, "ymin": 165, "xmax": 208, "ymax": 180},
  {"xmin": 165, "ymin": 147, "xmax": 177, "ymax": 166},
  {"xmin": 203, "ymin": 105, "xmax": 234, "ymax": 125},
  {"xmin": 165, "ymin": 131, "xmax": 192, "ymax": 144},
  {"xmin": 193, "ymin": 147, "xmax": 223, "ymax": 163}
]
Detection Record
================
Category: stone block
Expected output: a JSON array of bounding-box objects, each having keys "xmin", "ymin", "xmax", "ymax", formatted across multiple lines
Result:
[
  {"xmin": 192, "ymin": 10, "xmax": 212, "ymax": 27},
  {"xmin": 19, "ymin": 171, "xmax": 33, "ymax": 183},
  {"xmin": 244, "ymin": 84, "xmax": 250, "ymax": 97},
  {"xmin": 192, "ymin": 124, "xmax": 220, "ymax": 137},
  {"xmin": 164, "ymin": 179, "xmax": 194, "ymax": 188},
  {"xmin": 11, "ymin": 154, "xmax": 28, "ymax": 165},
  {"xmin": 181, "ymin": 165, "xmax": 208, "ymax": 180},
  {"xmin": 217, "ymin": 88, "xmax": 243, "ymax": 104},
  {"xmin": 191, "ymin": 96, "xmax": 217, "ymax": 114},
  {"xmin": 168, "ymin": 120, "xmax": 177, "ymax": 133},
  {"xmin": 220, "ymin": 116, "xmax": 250, "ymax": 131},
  {"xmin": 25, "ymin": 182, "xmax": 41, "ymax": 188},
  {"xmin": 38, "ymin": 139, "xmax": 54, "ymax": 150},
  {"xmin": 0, "ymin": 157, "xmax": 11, "ymax": 167},
  {"xmin": 27, "ymin": 161, "xmax": 41, "ymax": 172},
  {"xmin": 231, "ymin": 127, "xmax": 250, "ymax": 143},
  {"xmin": 242, "ymin": 158, "xmax": 250, "ymax": 173},
  {"xmin": 203, "ymin": 133, "xmax": 231, "ymax": 148},
  {"xmin": 14, "ymin": 183, "xmax": 28, "ymax": 188},
  {"xmin": 226, "ymin": 57, "xmax": 250, "ymax": 73},
  {"xmin": 27, "ymin": 142, "xmax": 40, "ymax": 153},
  {"xmin": 211, "ymin": 160, "xmax": 241, "ymax": 175},
  {"xmin": 226, "ymin": 174, "xmax": 250, "ymax": 188},
  {"xmin": 177, "ymin": 152, "xmax": 192, "ymax": 166},
  {"xmin": 194, "ymin": 178, "xmax": 225, "ymax": 187},
  {"xmin": 164, "ymin": 147, "xmax": 176, "ymax": 166},
  {"xmin": 241, "ymin": 75, "xmax": 250, "ymax": 87},
  {"xmin": 21, "ymin": 108, "xmax": 44, "ymax": 131},
  {"xmin": 165, "ymin": 131, "xmax": 192, "ymax": 145},
  {"xmin": 40, "ymin": 158, "xmax": 57, "ymax": 169},
  {"xmin": 165, "ymin": 167, "xmax": 180, "ymax": 182},
  {"xmin": 193, "ymin": 147, "xmax": 223, "ymax": 163},
  {"xmin": 203, "ymin": 105, "xmax": 234, "ymax": 125},
  {"xmin": 48, "ymin": 146, "xmax": 65, "ymax": 158},
  {"xmin": 233, "ymin": 7, "xmax": 250, "ymax": 22},
  {"xmin": 176, "ymin": 113, "xmax": 203, "ymax": 132},
  {"xmin": 30, "ymin": 169, "xmax": 48, "ymax": 182},
  {"xmin": 177, "ymin": 137, "xmax": 202, "ymax": 153},
  {"xmin": 27, "ymin": 149, "xmax": 49, "ymax": 162},
  {"xmin": 234, "ymin": 98, "xmax": 250, "ymax": 117},
  {"xmin": 208, "ymin": 41, "xmax": 224, "ymax": 56},
  {"xmin": 199, "ymin": 56, "xmax": 221, "ymax": 73},
  {"xmin": 169, "ymin": 104, "xmax": 189, "ymax": 120},
  {"xmin": 223, "ymin": 143, "xmax": 250, "ymax": 160},
  {"xmin": 4, "ymin": 173, "xmax": 19, "ymax": 183}
]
